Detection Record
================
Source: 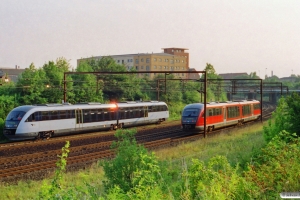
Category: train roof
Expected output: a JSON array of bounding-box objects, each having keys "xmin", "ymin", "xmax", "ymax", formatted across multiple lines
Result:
[
  {"xmin": 10, "ymin": 101, "xmax": 167, "ymax": 112},
  {"xmin": 183, "ymin": 100, "xmax": 260, "ymax": 110}
]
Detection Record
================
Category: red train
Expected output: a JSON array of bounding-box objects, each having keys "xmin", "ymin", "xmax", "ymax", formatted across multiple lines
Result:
[{"xmin": 181, "ymin": 100, "xmax": 261, "ymax": 132}]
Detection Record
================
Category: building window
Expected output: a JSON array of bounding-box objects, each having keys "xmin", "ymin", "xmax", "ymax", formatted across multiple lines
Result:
[
  {"xmin": 141, "ymin": 58, "xmax": 144, "ymax": 62},
  {"xmin": 154, "ymin": 66, "xmax": 157, "ymax": 69},
  {"xmin": 164, "ymin": 66, "xmax": 166, "ymax": 69},
  {"xmin": 153, "ymin": 58, "xmax": 157, "ymax": 61},
  {"xmin": 182, "ymin": 67, "xmax": 184, "ymax": 70},
  {"xmin": 171, "ymin": 66, "xmax": 174, "ymax": 70},
  {"xmin": 135, "ymin": 59, "xmax": 139, "ymax": 64},
  {"xmin": 182, "ymin": 73, "xmax": 184, "ymax": 76},
  {"xmin": 166, "ymin": 66, "xmax": 168, "ymax": 69},
  {"xmin": 117, "ymin": 60, "xmax": 120, "ymax": 63},
  {"xmin": 141, "ymin": 66, "xmax": 144, "ymax": 69},
  {"xmin": 159, "ymin": 58, "xmax": 162, "ymax": 62},
  {"xmin": 182, "ymin": 60, "xmax": 184, "ymax": 63},
  {"xmin": 146, "ymin": 66, "xmax": 150, "ymax": 71},
  {"xmin": 136, "ymin": 66, "xmax": 139, "ymax": 70},
  {"xmin": 146, "ymin": 58, "xmax": 150, "ymax": 63},
  {"xmin": 159, "ymin": 66, "xmax": 162, "ymax": 69},
  {"xmin": 170, "ymin": 59, "xmax": 174, "ymax": 64}
]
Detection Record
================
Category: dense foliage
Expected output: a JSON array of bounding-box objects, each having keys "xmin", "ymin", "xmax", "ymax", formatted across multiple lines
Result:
[
  {"xmin": 264, "ymin": 92, "xmax": 300, "ymax": 142},
  {"xmin": 0, "ymin": 58, "xmax": 231, "ymax": 139}
]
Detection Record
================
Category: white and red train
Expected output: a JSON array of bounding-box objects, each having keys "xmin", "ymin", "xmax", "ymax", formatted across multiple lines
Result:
[
  {"xmin": 181, "ymin": 100, "xmax": 261, "ymax": 132},
  {"xmin": 3, "ymin": 101, "xmax": 169, "ymax": 141}
]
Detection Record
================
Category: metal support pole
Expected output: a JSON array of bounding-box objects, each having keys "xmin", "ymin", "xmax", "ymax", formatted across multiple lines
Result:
[
  {"xmin": 164, "ymin": 73, "xmax": 167, "ymax": 98},
  {"xmin": 63, "ymin": 73, "xmax": 66, "ymax": 103},
  {"xmin": 260, "ymin": 79, "xmax": 263, "ymax": 123},
  {"xmin": 157, "ymin": 79, "xmax": 160, "ymax": 101},
  {"xmin": 204, "ymin": 71, "xmax": 207, "ymax": 138}
]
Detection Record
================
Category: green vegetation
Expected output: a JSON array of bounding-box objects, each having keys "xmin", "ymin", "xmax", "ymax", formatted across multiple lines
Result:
[{"xmin": 1, "ymin": 57, "xmax": 300, "ymax": 198}]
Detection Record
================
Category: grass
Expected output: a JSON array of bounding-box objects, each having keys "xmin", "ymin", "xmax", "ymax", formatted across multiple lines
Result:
[
  {"xmin": 0, "ymin": 122, "xmax": 266, "ymax": 199},
  {"xmin": 155, "ymin": 122, "xmax": 266, "ymax": 169}
]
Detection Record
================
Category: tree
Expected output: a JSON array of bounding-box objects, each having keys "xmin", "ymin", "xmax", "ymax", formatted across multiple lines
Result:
[
  {"xmin": 201, "ymin": 63, "xmax": 227, "ymax": 102},
  {"xmin": 42, "ymin": 58, "xmax": 71, "ymax": 103},
  {"xmin": 72, "ymin": 61, "xmax": 103, "ymax": 103},
  {"xmin": 83, "ymin": 57, "xmax": 145, "ymax": 102},
  {"xmin": 263, "ymin": 93, "xmax": 300, "ymax": 142},
  {"xmin": 16, "ymin": 63, "xmax": 48, "ymax": 104}
]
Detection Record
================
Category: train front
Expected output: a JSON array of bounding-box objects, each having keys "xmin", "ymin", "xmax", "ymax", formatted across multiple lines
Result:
[
  {"xmin": 181, "ymin": 103, "xmax": 204, "ymax": 131},
  {"xmin": 3, "ymin": 106, "xmax": 35, "ymax": 140}
]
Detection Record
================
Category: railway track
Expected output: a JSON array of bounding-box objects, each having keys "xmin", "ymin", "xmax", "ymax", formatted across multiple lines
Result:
[{"xmin": 0, "ymin": 103, "xmax": 275, "ymax": 183}]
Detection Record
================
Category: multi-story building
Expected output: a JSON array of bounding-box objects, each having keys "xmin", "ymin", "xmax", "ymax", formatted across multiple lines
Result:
[{"xmin": 77, "ymin": 48, "xmax": 198, "ymax": 79}]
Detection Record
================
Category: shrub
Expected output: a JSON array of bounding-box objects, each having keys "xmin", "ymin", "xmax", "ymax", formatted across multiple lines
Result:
[
  {"xmin": 102, "ymin": 129, "xmax": 164, "ymax": 198},
  {"xmin": 181, "ymin": 156, "xmax": 260, "ymax": 199},
  {"xmin": 246, "ymin": 131, "xmax": 300, "ymax": 198}
]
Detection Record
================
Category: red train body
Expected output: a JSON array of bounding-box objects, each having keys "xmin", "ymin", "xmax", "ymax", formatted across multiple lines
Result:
[{"xmin": 181, "ymin": 100, "xmax": 261, "ymax": 131}]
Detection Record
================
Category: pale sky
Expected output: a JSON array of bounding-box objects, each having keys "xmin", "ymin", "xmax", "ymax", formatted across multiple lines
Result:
[{"xmin": 1, "ymin": 0, "xmax": 299, "ymax": 78}]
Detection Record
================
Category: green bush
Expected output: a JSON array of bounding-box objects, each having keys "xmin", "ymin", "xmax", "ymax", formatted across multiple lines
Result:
[
  {"xmin": 246, "ymin": 130, "xmax": 300, "ymax": 198},
  {"xmin": 181, "ymin": 156, "xmax": 259, "ymax": 199},
  {"xmin": 264, "ymin": 93, "xmax": 300, "ymax": 142},
  {"xmin": 102, "ymin": 129, "xmax": 165, "ymax": 199}
]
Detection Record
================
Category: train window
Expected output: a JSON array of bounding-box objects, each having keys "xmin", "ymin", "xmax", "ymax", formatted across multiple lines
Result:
[
  {"xmin": 214, "ymin": 108, "xmax": 221, "ymax": 115},
  {"xmin": 49, "ymin": 110, "xmax": 59, "ymax": 120},
  {"xmin": 6, "ymin": 111, "xmax": 26, "ymax": 121},
  {"xmin": 227, "ymin": 107, "xmax": 239, "ymax": 118},
  {"xmin": 254, "ymin": 103, "xmax": 260, "ymax": 110},
  {"xmin": 97, "ymin": 109, "xmax": 103, "ymax": 121},
  {"xmin": 111, "ymin": 111, "xmax": 117, "ymax": 120},
  {"xmin": 90, "ymin": 109, "xmax": 97, "ymax": 122},
  {"xmin": 60, "ymin": 110, "xmax": 67, "ymax": 119},
  {"xmin": 208, "ymin": 109, "xmax": 213, "ymax": 116},
  {"xmin": 83, "ymin": 109, "xmax": 91, "ymax": 123},
  {"xmin": 26, "ymin": 113, "xmax": 34, "ymax": 122},
  {"xmin": 70, "ymin": 110, "xmax": 75, "ymax": 118},
  {"xmin": 103, "ymin": 111, "xmax": 109, "ymax": 121},
  {"xmin": 41, "ymin": 111, "xmax": 49, "ymax": 121},
  {"xmin": 182, "ymin": 109, "xmax": 199, "ymax": 117},
  {"xmin": 129, "ymin": 110, "xmax": 134, "ymax": 118},
  {"xmin": 242, "ymin": 105, "xmax": 251, "ymax": 115}
]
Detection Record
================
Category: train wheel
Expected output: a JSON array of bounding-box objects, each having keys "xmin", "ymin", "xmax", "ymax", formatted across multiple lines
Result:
[
  {"xmin": 36, "ymin": 133, "xmax": 41, "ymax": 140},
  {"xmin": 208, "ymin": 126, "xmax": 213, "ymax": 132},
  {"xmin": 110, "ymin": 125, "xmax": 114, "ymax": 131},
  {"xmin": 118, "ymin": 123, "xmax": 123, "ymax": 129}
]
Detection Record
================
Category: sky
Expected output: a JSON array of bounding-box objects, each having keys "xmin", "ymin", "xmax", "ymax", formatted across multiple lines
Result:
[{"xmin": 1, "ymin": 0, "xmax": 299, "ymax": 78}]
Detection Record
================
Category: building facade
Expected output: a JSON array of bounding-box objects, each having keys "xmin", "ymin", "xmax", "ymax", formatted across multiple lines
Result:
[
  {"xmin": 77, "ymin": 48, "xmax": 196, "ymax": 79},
  {"xmin": 0, "ymin": 66, "xmax": 25, "ymax": 83}
]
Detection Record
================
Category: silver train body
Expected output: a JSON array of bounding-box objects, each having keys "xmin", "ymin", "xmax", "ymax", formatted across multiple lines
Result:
[{"xmin": 3, "ymin": 101, "xmax": 169, "ymax": 141}]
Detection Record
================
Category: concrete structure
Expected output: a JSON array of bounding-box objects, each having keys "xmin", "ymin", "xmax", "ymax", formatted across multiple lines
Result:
[
  {"xmin": 77, "ymin": 48, "xmax": 196, "ymax": 79},
  {"xmin": 280, "ymin": 76, "xmax": 297, "ymax": 82},
  {"xmin": 218, "ymin": 73, "xmax": 248, "ymax": 79},
  {"xmin": 0, "ymin": 66, "xmax": 25, "ymax": 83}
]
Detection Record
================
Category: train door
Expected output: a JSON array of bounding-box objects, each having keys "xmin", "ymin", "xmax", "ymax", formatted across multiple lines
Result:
[
  {"xmin": 75, "ymin": 109, "xmax": 83, "ymax": 129},
  {"xmin": 223, "ymin": 107, "xmax": 226, "ymax": 123}
]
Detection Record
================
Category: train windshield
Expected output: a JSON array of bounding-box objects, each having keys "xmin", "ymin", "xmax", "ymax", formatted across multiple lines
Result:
[
  {"xmin": 5, "ymin": 111, "xmax": 26, "ymax": 128},
  {"xmin": 182, "ymin": 109, "xmax": 200, "ymax": 117},
  {"xmin": 6, "ymin": 111, "xmax": 26, "ymax": 121}
]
